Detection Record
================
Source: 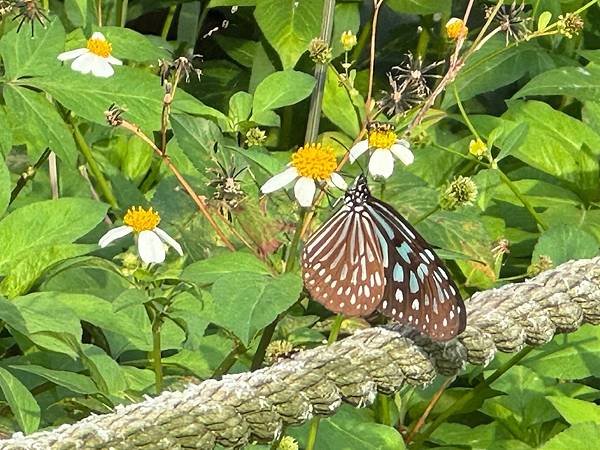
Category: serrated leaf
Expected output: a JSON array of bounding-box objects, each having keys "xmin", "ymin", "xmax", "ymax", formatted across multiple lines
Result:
[
  {"xmin": 532, "ymin": 224, "xmax": 598, "ymax": 266},
  {"xmin": 0, "ymin": 198, "xmax": 107, "ymax": 275},
  {"xmin": 514, "ymin": 65, "xmax": 600, "ymax": 103},
  {"xmin": 0, "ymin": 367, "xmax": 40, "ymax": 434},
  {"xmin": 4, "ymin": 85, "xmax": 78, "ymax": 166},
  {"xmin": 171, "ymin": 114, "xmax": 222, "ymax": 173},
  {"xmin": 0, "ymin": 18, "xmax": 65, "ymax": 79},
  {"xmin": 540, "ymin": 422, "xmax": 600, "ymax": 450}
]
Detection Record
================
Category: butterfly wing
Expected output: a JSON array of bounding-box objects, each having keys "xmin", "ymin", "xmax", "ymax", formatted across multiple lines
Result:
[
  {"xmin": 365, "ymin": 198, "xmax": 466, "ymax": 341},
  {"xmin": 301, "ymin": 207, "xmax": 386, "ymax": 316}
]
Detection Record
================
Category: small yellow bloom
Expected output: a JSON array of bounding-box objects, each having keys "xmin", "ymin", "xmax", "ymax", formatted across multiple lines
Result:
[
  {"xmin": 446, "ymin": 18, "xmax": 468, "ymax": 40},
  {"xmin": 278, "ymin": 436, "xmax": 299, "ymax": 450},
  {"xmin": 340, "ymin": 30, "xmax": 357, "ymax": 51},
  {"xmin": 469, "ymin": 139, "xmax": 487, "ymax": 158},
  {"xmin": 57, "ymin": 32, "xmax": 122, "ymax": 77}
]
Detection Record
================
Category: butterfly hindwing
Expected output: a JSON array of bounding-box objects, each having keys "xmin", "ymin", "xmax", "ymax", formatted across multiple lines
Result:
[
  {"xmin": 366, "ymin": 198, "xmax": 466, "ymax": 341},
  {"xmin": 301, "ymin": 206, "xmax": 386, "ymax": 316}
]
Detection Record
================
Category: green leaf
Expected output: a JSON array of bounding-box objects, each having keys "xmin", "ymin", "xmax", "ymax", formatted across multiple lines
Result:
[
  {"xmin": 113, "ymin": 289, "xmax": 149, "ymax": 313},
  {"xmin": 522, "ymin": 325, "xmax": 600, "ymax": 379},
  {"xmin": 0, "ymin": 18, "xmax": 65, "ymax": 79},
  {"xmin": 0, "ymin": 367, "xmax": 40, "ymax": 434},
  {"xmin": 64, "ymin": 0, "xmax": 89, "ymax": 27},
  {"xmin": 540, "ymin": 422, "xmax": 600, "ymax": 450},
  {"xmin": 292, "ymin": 405, "xmax": 406, "ymax": 450},
  {"xmin": 10, "ymin": 365, "xmax": 98, "ymax": 395},
  {"xmin": 80, "ymin": 344, "xmax": 127, "ymax": 395},
  {"xmin": 4, "ymin": 85, "xmax": 78, "ymax": 166},
  {"xmin": 323, "ymin": 66, "xmax": 360, "ymax": 137},
  {"xmin": 0, "ymin": 244, "xmax": 97, "ymax": 298},
  {"xmin": 502, "ymin": 101, "xmax": 600, "ymax": 196},
  {"xmin": 229, "ymin": 91, "xmax": 254, "ymax": 126},
  {"xmin": 252, "ymin": 70, "xmax": 316, "ymax": 114},
  {"xmin": 492, "ymin": 179, "xmax": 581, "ymax": 208},
  {"xmin": 254, "ymin": 0, "xmax": 321, "ymax": 69},
  {"xmin": 47, "ymin": 292, "xmax": 152, "ymax": 350},
  {"xmin": 171, "ymin": 114, "xmax": 222, "ymax": 173},
  {"xmin": 211, "ymin": 272, "xmax": 302, "ymax": 345},
  {"xmin": 532, "ymin": 224, "xmax": 598, "ymax": 266},
  {"xmin": 182, "ymin": 251, "xmax": 272, "ymax": 285},
  {"xmin": 95, "ymin": 27, "xmax": 169, "ymax": 63},
  {"xmin": 538, "ymin": 11, "xmax": 553, "ymax": 31},
  {"xmin": 387, "ymin": 0, "xmax": 451, "ymax": 15},
  {"xmin": 216, "ymin": 36, "xmax": 257, "ymax": 68},
  {"xmin": 120, "ymin": 135, "xmax": 154, "ymax": 184},
  {"xmin": 547, "ymin": 396, "xmax": 600, "ymax": 425},
  {"xmin": 24, "ymin": 67, "xmax": 220, "ymax": 132},
  {"xmin": 0, "ymin": 198, "xmax": 107, "ymax": 275},
  {"xmin": 444, "ymin": 37, "xmax": 543, "ymax": 108},
  {"xmin": 0, "ymin": 108, "xmax": 13, "ymax": 155},
  {"xmin": 514, "ymin": 64, "xmax": 600, "ymax": 103},
  {"xmin": 163, "ymin": 334, "xmax": 232, "ymax": 378}
]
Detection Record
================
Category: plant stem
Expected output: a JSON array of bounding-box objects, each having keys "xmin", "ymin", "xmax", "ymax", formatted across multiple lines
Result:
[
  {"xmin": 305, "ymin": 0, "xmax": 336, "ymax": 143},
  {"xmin": 453, "ymin": 85, "xmax": 480, "ymax": 140},
  {"xmin": 71, "ymin": 123, "xmax": 119, "ymax": 209},
  {"xmin": 119, "ymin": 120, "xmax": 235, "ymax": 250},
  {"xmin": 116, "ymin": 0, "xmax": 128, "ymax": 27},
  {"xmin": 161, "ymin": 5, "xmax": 178, "ymax": 40},
  {"xmin": 413, "ymin": 205, "xmax": 439, "ymax": 226},
  {"xmin": 496, "ymin": 169, "xmax": 548, "ymax": 231},
  {"xmin": 9, "ymin": 149, "xmax": 51, "ymax": 205},
  {"xmin": 144, "ymin": 303, "xmax": 164, "ymax": 394},
  {"xmin": 250, "ymin": 210, "xmax": 307, "ymax": 371},
  {"xmin": 212, "ymin": 341, "xmax": 246, "ymax": 378},
  {"xmin": 414, "ymin": 347, "xmax": 533, "ymax": 445},
  {"xmin": 365, "ymin": 0, "xmax": 385, "ymax": 112},
  {"xmin": 306, "ymin": 313, "xmax": 345, "ymax": 450},
  {"xmin": 376, "ymin": 394, "xmax": 392, "ymax": 426},
  {"xmin": 96, "ymin": 0, "xmax": 102, "ymax": 27}
]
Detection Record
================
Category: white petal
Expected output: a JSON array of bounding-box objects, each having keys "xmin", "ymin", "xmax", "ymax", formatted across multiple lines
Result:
[
  {"xmin": 98, "ymin": 226, "xmax": 133, "ymax": 248},
  {"xmin": 57, "ymin": 48, "xmax": 88, "ymax": 61},
  {"xmin": 349, "ymin": 140, "xmax": 369, "ymax": 163},
  {"xmin": 107, "ymin": 55, "xmax": 123, "ymax": 65},
  {"xmin": 137, "ymin": 230, "xmax": 166, "ymax": 264},
  {"xmin": 261, "ymin": 167, "xmax": 298, "ymax": 194},
  {"xmin": 71, "ymin": 53, "xmax": 94, "ymax": 74},
  {"xmin": 369, "ymin": 149, "xmax": 395, "ymax": 179},
  {"xmin": 90, "ymin": 57, "xmax": 115, "ymax": 78},
  {"xmin": 328, "ymin": 172, "xmax": 347, "ymax": 190},
  {"xmin": 91, "ymin": 31, "xmax": 106, "ymax": 41},
  {"xmin": 154, "ymin": 227, "xmax": 183, "ymax": 256},
  {"xmin": 390, "ymin": 140, "xmax": 415, "ymax": 166},
  {"xmin": 294, "ymin": 177, "xmax": 317, "ymax": 208}
]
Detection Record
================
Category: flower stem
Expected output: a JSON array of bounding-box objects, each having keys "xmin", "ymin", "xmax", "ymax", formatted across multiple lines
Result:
[
  {"xmin": 145, "ymin": 304, "xmax": 163, "ymax": 394},
  {"xmin": 115, "ymin": 0, "xmax": 128, "ymax": 27},
  {"xmin": 305, "ymin": 0, "xmax": 336, "ymax": 143},
  {"xmin": 365, "ymin": 0, "xmax": 385, "ymax": 111},
  {"xmin": 496, "ymin": 169, "xmax": 548, "ymax": 231},
  {"xmin": 306, "ymin": 313, "xmax": 344, "ymax": 450},
  {"xmin": 71, "ymin": 122, "xmax": 119, "ymax": 209},
  {"xmin": 161, "ymin": 5, "xmax": 178, "ymax": 40},
  {"xmin": 375, "ymin": 394, "xmax": 392, "ymax": 426},
  {"xmin": 413, "ymin": 347, "xmax": 533, "ymax": 445}
]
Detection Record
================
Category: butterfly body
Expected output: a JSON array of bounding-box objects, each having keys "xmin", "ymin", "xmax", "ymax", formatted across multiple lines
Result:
[{"xmin": 302, "ymin": 175, "xmax": 466, "ymax": 341}]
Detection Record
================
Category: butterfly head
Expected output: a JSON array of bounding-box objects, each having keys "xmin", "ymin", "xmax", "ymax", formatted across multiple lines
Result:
[{"xmin": 344, "ymin": 174, "xmax": 371, "ymax": 208}]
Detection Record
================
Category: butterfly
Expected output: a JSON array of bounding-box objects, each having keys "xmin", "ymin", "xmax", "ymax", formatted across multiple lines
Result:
[{"xmin": 301, "ymin": 174, "xmax": 466, "ymax": 341}]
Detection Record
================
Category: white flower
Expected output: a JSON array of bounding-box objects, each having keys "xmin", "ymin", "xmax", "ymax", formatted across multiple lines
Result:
[
  {"xmin": 57, "ymin": 32, "xmax": 122, "ymax": 78},
  {"xmin": 98, "ymin": 207, "xmax": 183, "ymax": 264},
  {"xmin": 261, "ymin": 143, "xmax": 347, "ymax": 208},
  {"xmin": 349, "ymin": 124, "xmax": 414, "ymax": 179}
]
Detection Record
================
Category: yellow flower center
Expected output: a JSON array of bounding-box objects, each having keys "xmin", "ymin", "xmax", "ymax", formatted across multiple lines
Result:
[
  {"xmin": 446, "ymin": 18, "xmax": 468, "ymax": 40},
  {"xmin": 368, "ymin": 129, "xmax": 397, "ymax": 149},
  {"xmin": 123, "ymin": 206, "xmax": 160, "ymax": 232},
  {"xmin": 87, "ymin": 37, "xmax": 112, "ymax": 58},
  {"xmin": 290, "ymin": 143, "xmax": 337, "ymax": 180},
  {"xmin": 469, "ymin": 139, "xmax": 487, "ymax": 158}
]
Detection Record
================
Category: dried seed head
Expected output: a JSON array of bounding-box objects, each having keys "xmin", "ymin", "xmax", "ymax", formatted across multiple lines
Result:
[
  {"xmin": 105, "ymin": 104, "xmax": 125, "ymax": 127},
  {"xmin": 528, "ymin": 255, "xmax": 553, "ymax": 276}
]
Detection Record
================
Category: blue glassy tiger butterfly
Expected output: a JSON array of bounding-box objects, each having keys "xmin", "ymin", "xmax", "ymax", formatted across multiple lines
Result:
[{"xmin": 301, "ymin": 175, "xmax": 466, "ymax": 341}]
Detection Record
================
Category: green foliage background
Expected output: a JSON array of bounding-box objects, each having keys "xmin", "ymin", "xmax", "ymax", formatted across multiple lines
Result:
[{"xmin": 0, "ymin": 0, "xmax": 599, "ymax": 448}]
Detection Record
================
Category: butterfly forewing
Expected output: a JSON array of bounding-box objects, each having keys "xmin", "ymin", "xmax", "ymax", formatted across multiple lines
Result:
[
  {"xmin": 301, "ymin": 206, "xmax": 386, "ymax": 316},
  {"xmin": 366, "ymin": 198, "xmax": 466, "ymax": 341}
]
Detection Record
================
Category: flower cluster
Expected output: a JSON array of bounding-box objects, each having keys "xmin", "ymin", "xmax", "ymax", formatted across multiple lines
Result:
[
  {"xmin": 557, "ymin": 13, "xmax": 584, "ymax": 39},
  {"xmin": 308, "ymin": 37, "xmax": 332, "ymax": 64},
  {"xmin": 440, "ymin": 175, "xmax": 478, "ymax": 210}
]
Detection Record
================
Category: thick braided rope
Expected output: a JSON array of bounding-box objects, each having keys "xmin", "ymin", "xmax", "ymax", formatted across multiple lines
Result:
[{"xmin": 2, "ymin": 257, "xmax": 599, "ymax": 450}]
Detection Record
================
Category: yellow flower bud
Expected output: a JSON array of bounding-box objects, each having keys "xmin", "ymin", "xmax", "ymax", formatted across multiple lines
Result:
[
  {"xmin": 340, "ymin": 30, "xmax": 357, "ymax": 51},
  {"xmin": 469, "ymin": 139, "xmax": 487, "ymax": 158},
  {"xmin": 446, "ymin": 18, "xmax": 468, "ymax": 40}
]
